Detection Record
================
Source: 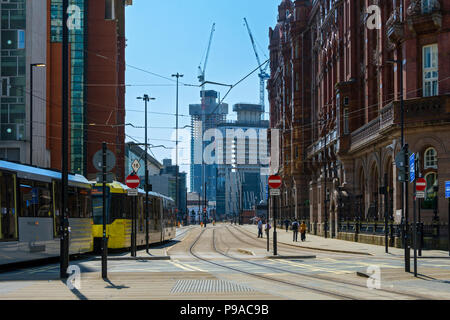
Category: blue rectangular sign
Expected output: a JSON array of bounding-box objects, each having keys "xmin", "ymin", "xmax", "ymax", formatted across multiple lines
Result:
[
  {"xmin": 446, "ymin": 181, "xmax": 450, "ymax": 199},
  {"xmin": 409, "ymin": 153, "xmax": 415, "ymax": 183}
]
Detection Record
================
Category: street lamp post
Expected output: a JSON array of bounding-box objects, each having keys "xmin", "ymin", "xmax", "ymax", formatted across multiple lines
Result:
[
  {"xmin": 137, "ymin": 94, "xmax": 155, "ymax": 254},
  {"xmin": 172, "ymin": 73, "xmax": 183, "ymax": 224},
  {"xmin": 388, "ymin": 58, "xmax": 410, "ymax": 272},
  {"xmin": 29, "ymin": 63, "xmax": 45, "ymax": 166}
]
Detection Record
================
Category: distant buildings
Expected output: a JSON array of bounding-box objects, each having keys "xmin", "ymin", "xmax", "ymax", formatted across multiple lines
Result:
[
  {"xmin": 216, "ymin": 104, "xmax": 269, "ymax": 221},
  {"xmin": 189, "ymin": 90, "xmax": 228, "ymax": 203},
  {"xmin": 126, "ymin": 142, "xmax": 187, "ymax": 221}
]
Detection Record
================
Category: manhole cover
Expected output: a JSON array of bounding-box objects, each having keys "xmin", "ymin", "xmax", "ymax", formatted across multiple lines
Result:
[{"xmin": 171, "ymin": 279, "xmax": 254, "ymax": 294}]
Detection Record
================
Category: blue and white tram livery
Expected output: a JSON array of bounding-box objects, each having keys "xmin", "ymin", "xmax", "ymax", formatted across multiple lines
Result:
[{"xmin": 0, "ymin": 160, "xmax": 93, "ymax": 266}]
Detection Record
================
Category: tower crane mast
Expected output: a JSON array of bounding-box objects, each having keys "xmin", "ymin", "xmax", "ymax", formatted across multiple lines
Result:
[
  {"xmin": 198, "ymin": 23, "xmax": 216, "ymax": 91},
  {"xmin": 244, "ymin": 18, "xmax": 270, "ymax": 112}
]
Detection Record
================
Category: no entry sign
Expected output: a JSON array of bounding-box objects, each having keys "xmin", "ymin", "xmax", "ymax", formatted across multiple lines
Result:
[
  {"xmin": 416, "ymin": 178, "xmax": 426, "ymax": 192},
  {"xmin": 268, "ymin": 175, "xmax": 282, "ymax": 189},
  {"xmin": 125, "ymin": 174, "xmax": 140, "ymax": 189}
]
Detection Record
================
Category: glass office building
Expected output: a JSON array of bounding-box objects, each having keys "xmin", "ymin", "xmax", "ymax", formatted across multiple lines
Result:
[{"xmin": 0, "ymin": 0, "xmax": 26, "ymax": 160}]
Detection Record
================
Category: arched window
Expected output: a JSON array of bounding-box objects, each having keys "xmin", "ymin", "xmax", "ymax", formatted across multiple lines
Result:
[
  {"xmin": 424, "ymin": 147, "xmax": 437, "ymax": 169},
  {"xmin": 425, "ymin": 172, "xmax": 437, "ymax": 199}
]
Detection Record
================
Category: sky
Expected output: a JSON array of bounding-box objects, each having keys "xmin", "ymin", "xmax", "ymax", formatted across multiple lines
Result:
[{"xmin": 124, "ymin": 0, "xmax": 279, "ymax": 188}]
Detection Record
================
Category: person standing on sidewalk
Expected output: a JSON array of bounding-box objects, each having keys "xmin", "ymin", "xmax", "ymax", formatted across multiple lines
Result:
[
  {"xmin": 292, "ymin": 219, "xmax": 299, "ymax": 242},
  {"xmin": 300, "ymin": 221, "xmax": 307, "ymax": 242},
  {"xmin": 257, "ymin": 219, "xmax": 263, "ymax": 238}
]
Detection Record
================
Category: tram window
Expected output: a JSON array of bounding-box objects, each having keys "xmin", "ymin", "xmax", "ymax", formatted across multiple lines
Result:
[
  {"xmin": 19, "ymin": 179, "xmax": 35, "ymax": 217},
  {"xmin": 138, "ymin": 197, "xmax": 144, "ymax": 232},
  {"xmin": 0, "ymin": 172, "xmax": 17, "ymax": 240},
  {"xmin": 111, "ymin": 194, "xmax": 126, "ymax": 220},
  {"xmin": 68, "ymin": 187, "xmax": 80, "ymax": 218},
  {"xmin": 92, "ymin": 195, "xmax": 109, "ymax": 225},
  {"xmin": 36, "ymin": 183, "xmax": 52, "ymax": 218},
  {"xmin": 125, "ymin": 196, "xmax": 133, "ymax": 219},
  {"xmin": 79, "ymin": 189, "xmax": 91, "ymax": 218}
]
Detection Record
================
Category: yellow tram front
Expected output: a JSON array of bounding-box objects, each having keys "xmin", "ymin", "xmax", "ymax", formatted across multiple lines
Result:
[{"xmin": 91, "ymin": 181, "xmax": 132, "ymax": 250}]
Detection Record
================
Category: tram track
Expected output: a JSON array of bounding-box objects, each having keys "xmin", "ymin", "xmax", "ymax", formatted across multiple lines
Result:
[
  {"xmin": 223, "ymin": 225, "xmax": 434, "ymax": 300},
  {"xmin": 188, "ymin": 226, "xmax": 357, "ymax": 300}
]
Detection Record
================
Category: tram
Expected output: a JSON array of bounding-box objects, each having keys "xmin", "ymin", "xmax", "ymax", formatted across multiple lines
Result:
[
  {"xmin": 0, "ymin": 160, "xmax": 93, "ymax": 266},
  {"xmin": 91, "ymin": 181, "xmax": 176, "ymax": 250}
]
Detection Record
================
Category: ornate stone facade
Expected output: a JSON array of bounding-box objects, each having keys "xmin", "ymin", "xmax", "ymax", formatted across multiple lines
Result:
[{"xmin": 269, "ymin": 0, "xmax": 450, "ymax": 244}]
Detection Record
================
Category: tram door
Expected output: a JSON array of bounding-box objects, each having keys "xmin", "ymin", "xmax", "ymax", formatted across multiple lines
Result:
[{"xmin": 0, "ymin": 172, "xmax": 16, "ymax": 240}]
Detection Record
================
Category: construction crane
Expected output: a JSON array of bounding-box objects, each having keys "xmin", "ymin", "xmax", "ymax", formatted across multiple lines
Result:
[
  {"xmin": 243, "ymin": 18, "xmax": 270, "ymax": 112},
  {"xmin": 198, "ymin": 23, "xmax": 216, "ymax": 91}
]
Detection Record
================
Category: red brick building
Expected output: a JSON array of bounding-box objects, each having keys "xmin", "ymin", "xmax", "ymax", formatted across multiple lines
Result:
[
  {"xmin": 268, "ymin": 0, "xmax": 450, "ymax": 246},
  {"xmin": 46, "ymin": 0, "xmax": 129, "ymax": 181}
]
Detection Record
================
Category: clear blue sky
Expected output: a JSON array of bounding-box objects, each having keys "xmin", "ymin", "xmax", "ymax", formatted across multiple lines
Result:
[{"xmin": 125, "ymin": 0, "xmax": 278, "ymax": 185}]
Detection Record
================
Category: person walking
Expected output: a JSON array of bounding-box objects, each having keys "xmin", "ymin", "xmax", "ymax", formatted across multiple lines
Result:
[
  {"xmin": 284, "ymin": 219, "xmax": 290, "ymax": 232},
  {"xmin": 257, "ymin": 219, "xmax": 263, "ymax": 238},
  {"xmin": 292, "ymin": 219, "xmax": 299, "ymax": 242},
  {"xmin": 300, "ymin": 221, "xmax": 307, "ymax": 242}
]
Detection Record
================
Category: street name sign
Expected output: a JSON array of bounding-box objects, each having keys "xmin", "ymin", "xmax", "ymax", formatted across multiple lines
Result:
[
  {"xmin": 127, "ymin": 189, "xmax": 138, "ymax": 197},
  {"xmin": 270, "ymin": 189, "xmax": 281, "ymax": 196},
  {"xmin": 416, "ymin": 191, "xmax": 425, "ymax": 199},
  {"xmin": 446, "ymin": 181, "xmax": 450, "ymax": 199},
  {"xmin": 409, "ymin": 153, "xmax": 415, "ymax": 183}
]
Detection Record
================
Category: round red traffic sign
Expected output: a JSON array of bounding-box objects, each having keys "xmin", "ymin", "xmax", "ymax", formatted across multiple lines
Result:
[
  {"xmin": 268, "ymin": 175, "xmax": 282, "ymax": 189},
  {"xmin": 125, "ymin": 174, "xmax": 140, "ymax": 189},
  {"xmin": 416, "ymin": 178, "xmax": 426, "ymax": 192}
]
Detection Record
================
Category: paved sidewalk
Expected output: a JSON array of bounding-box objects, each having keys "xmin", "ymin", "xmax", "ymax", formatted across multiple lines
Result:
[{"xmin": 239, "ymin": 224, "xmax": 449, "ymax": 258}]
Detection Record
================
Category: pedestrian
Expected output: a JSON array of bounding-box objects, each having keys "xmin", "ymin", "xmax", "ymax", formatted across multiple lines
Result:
[
  {"xmin": 300, "ymin": 221, "xmax": 307, "ymax": 242},
  {"xmin": 265, "ymin": 221, "xmax": 271, "ymax": 237},
  {"xmin": 292, "ymin": 219, "xmax": 299, "ymax": 242},
  {"xmin": 257, "ymin": 219, "xmax": 263, "ymax": 238},
  {"xmin": 284, "ymin": 219, "xmax": 290, "ymax": 232}
]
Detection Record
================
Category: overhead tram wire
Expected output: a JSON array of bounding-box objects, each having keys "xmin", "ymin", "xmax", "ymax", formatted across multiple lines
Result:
[{"xmin": 21, "ymin": 74, "xmax": 450, "ymax": 146}]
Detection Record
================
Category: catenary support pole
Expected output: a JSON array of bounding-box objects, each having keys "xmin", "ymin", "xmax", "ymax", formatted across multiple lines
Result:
[
  {"xmin": 102, "ymin": 142, "xmax": 108, "ymax": 279},
  {"xmin": 60, "ymin": 0, "xmax": 69, "ymax": 279}
]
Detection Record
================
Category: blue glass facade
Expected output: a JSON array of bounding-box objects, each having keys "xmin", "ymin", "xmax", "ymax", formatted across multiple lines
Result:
[
  {"xmin": 0, "ymin": 0, "xmax": 26, "ymax": 151},
  {"xmin": 50, "ymin": 0, "xmax": 86, "ymax": 175}
]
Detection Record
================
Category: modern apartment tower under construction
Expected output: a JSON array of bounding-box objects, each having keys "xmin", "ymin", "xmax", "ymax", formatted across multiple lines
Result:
[{"xmin": 189, "ymin": 90, "xmax": 228, "ymax": 202}]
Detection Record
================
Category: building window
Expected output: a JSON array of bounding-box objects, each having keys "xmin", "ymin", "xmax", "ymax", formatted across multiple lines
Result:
[
  {"xmin": 424, "ymin": 147, "xmax": 437, "ymax": 169},
  {"xmin": 0, "ymin": 148, "xmax": 20, "ymax": 161},
  {"xmin": 421, "ymin": 0, "xmax": 436, "ymax": 14},
  {"xmin": 105, "ymin": 0, "xmax": 115, "ymax": 20},
  {"xmin": 423, "ymin": 44, "xmax": 438, "ymax": 97},
  {"xmin": 422, "ymin": 172, "xmax": 437, "ymax": 209},
  {"xmin": 17, "ymin": 30, "xmax": 25, "ymax": 49},
  {"xmin": 1, "ymin": 78, "xmax": 9, "ymax": 97},
  {"xmin": 343, "ymin": 108, "xmax": 349, "ymax": 134}
]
